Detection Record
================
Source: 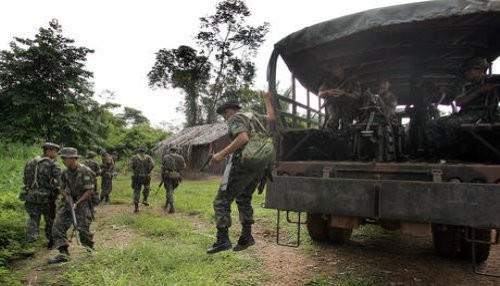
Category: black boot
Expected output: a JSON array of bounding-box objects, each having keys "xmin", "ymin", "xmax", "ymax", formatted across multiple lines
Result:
[
  {"xmin": 233, "ymin": 224, "xmax": 255, "ymax": 251},
  {"xmin": 168, "ymin": 202, "xmax": 175, "ymax": 214},
  {"xmin": 206, "ymin": 227, "xmax": 232, "ymax": 254},
  {"xmin": 48, "ymin": 246, "xmax": 69, "ymax": 264},
  {"xmin": 47, "ymin": 239, "xmax": 54, "ymax": 250},
  {"xmin": 134, "ymin": 203, "xmax": 139, "ymax": 213}
]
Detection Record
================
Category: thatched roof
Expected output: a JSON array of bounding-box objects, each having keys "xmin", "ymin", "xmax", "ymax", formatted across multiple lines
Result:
[{"xmin": 152, "ymin": 123, "xmax": 228, "ymax": 156}]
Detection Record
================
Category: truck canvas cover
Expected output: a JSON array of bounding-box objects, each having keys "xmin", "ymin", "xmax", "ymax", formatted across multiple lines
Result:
[{"xmin": 273, "ymin": 0, "xmax": 500, "ymax": 105}]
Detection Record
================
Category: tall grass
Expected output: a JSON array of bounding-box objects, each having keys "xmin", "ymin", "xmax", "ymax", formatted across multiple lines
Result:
[{"xmin": 0, "ymin": 142, "xmax": 40, "ymax": 285}]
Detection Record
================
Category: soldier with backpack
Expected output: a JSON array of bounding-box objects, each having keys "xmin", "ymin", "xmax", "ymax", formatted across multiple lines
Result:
[
  {"xmin": 161, "ymin": 146, "xmax": 186, "ymax": 213},
  {"xmin": 129, "ymin": 146, "xmax": 155, "ymax": 213},
  {"xmin": 20, "ymin": 142, "xmax": 61, "ymax": 249},
  {"xmin": 206, "ymin": 91, "xmax": 275, "ymax": 254}
]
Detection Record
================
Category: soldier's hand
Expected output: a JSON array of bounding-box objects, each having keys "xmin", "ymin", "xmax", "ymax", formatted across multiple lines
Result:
[{"xmin": 211, "ymin": 153, "xmax": 224, "ymax": 164}]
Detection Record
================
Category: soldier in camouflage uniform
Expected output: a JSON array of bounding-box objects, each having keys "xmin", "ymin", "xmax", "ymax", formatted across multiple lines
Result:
[
  {"xmin": 100, "ymin": 151, "xmax": 114, "ymax": 203},
  {"xmin": 49, "ymin": 147, "xmax": 95, "ymax": 264},
  {"xmin": 83, "ymin": 151, "xmax": 101, "ymax": 216},
  {"xmin": 318, "ymin": 66, "xmax": 362, "ymax": 132},
  {"xmin": 20, "ymin": 142, "xmax": 61, "ymax": 249},
  {"xmin": 424, "ymin": 57, "xmax": 499, "ymax": 153},
  {"xmin": 129, "ymin": 146, "xmax": 155, "ymax": 213},
  {"xmin": 206, "ymin": 91, "xmax": 275, "ymax": 254},
  {"xmin": 161, "ymin": 146, "xmax": 186, "ymax": 213}
]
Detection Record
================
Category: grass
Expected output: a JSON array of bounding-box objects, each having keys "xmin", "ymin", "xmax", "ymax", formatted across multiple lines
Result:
[{"xmin": 2, "ymin": 143, "xmax": 390, "ymax": 286}]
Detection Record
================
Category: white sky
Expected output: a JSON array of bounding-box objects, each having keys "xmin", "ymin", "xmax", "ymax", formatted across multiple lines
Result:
[{"xmin": 1, "ymin": 0, "xmax": 434, "ymax": 128}]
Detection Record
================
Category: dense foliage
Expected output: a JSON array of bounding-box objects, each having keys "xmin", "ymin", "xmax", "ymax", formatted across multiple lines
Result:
[
  {"xmin": 148, "ymin": 0, "xmax": 270, "ymax": 126},
  {"xmin": 0, "ymin": 19, "xmax": 169, "ymax": 155}
]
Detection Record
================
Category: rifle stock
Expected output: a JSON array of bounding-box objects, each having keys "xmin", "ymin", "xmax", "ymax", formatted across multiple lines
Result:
[{"xmin": 65, "ymin": 189, "xmax": 81, "ymax": 245}]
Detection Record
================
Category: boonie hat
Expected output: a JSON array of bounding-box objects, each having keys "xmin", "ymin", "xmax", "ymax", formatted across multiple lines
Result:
[
  {"xmin": 59, "ymin": 147, "xmax": 80, "ymax": 158},
  {"xmin": 216, "ymin": 100, "xmax": 241, "ymax": 114},
  {"xmin": 86, "ymin": 151, "xmax": 97, "ymax": 158},
  {"xmin": 43, "ymin": 142, "xmax": 61, "ymax": 151}
]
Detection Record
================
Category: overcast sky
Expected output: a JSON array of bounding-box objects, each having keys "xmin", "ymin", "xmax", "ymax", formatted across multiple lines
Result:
[{"xmin": 1, "ymin": 0, "xmax": 436, "ymax": 128}]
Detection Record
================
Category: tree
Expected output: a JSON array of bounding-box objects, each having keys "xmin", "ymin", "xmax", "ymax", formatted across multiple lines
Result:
[
  {"xmin": 196, "ymin": 0, "xmax": 269, "ymax": 122},
  {"xmin": 148, "ymin": 45, "xmax": 211, "ymax": 126},
  {"xmin": 148, "ymin": 0, "xmax": 269, "ymax": 125},
  {"xmin": 0, "ymin": 19, "xmax": 97, "ymax": 146}
]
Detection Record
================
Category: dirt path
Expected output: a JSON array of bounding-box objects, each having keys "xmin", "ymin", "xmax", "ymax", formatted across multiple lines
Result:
[{"xmin": 17, "ymin": 203, "xmax": 499, "ymax": 285}]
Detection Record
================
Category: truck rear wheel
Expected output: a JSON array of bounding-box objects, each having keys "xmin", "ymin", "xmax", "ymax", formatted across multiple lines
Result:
[
  {"xmin": 432, "ymin": 224, "xmax": 461, "ymax": 258},
  {"xmin": 460, "ymin": 228, "xmax": 491, "ymax": 263},
  {"xmin": 306, "ymin": 213, "xmax": 328, "ymax": 241},
  {"xmin": 327, "ymin": 227, "xmax": 352, "ymax": 244}
]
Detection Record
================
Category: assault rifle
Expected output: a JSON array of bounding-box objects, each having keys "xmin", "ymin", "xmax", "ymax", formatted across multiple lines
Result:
[
  {"xmin": 64, "ymin": 190, "xmax": 81, "ymax": 245},
  {"xmin": 155, "ymin": 177, "xmax": 164, "ymax": 195},
  {"xmin": 257, "ymin": 169, "xmax": 273, "ymax": 194}
]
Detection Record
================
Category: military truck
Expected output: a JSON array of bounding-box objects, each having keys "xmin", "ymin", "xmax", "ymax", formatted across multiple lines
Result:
[{"xmin": 264, "ymin": 0, "xmax": 500, "ymax": 264}]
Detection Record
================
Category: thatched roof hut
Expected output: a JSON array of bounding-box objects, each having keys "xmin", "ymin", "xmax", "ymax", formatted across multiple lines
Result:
[{"xmin": 152, "ymin": 123, "xmax": 230, "ymax": 178}]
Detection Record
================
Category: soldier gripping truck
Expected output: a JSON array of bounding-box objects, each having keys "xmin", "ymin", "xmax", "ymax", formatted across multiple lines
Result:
[{"xmin": 264, "ymin": 0, "xmax": 500, "ymax": 268}]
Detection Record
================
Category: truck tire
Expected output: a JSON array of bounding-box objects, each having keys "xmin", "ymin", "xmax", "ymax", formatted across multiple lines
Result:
[
  {"xmin": 460, "ymin": 228, "xmax": 491, "ymax": 263},
  {"xmin": 432, "ymin": 224, "xmax": 461, "ymax": 258},
  {"xmin": 327, "ymin": 227, "xmax": 352, "ymax": 244},
  {"xmin": 306, "ymin": 213, "xmax": 328, "ymax": 241}
]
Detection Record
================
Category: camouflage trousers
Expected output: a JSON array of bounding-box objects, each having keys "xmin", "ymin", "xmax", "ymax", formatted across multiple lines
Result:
[
  {"xmin": 213, "ymin": 161, "xmax": 263, "ymax": 229},
  {"xmin": 52, "ymin": 200, "xmax": 94, "ymax": 250},
  {"xmin": 132, "ymin": 175, "xmax": 151, "ymax": 204},
  {"xmin": 423, "ymin": 111, "xmax": 485, "ymax": 151},
  {"xmin": 163, "ymin": 178, "xmax": 179, "ymax": 206},
  {"xmin": 24, "ymin": 201, "xmax": 55, "ymax": 242},
  {"xmin": 100, "ymin": 175, "xmax": 113, "ymax": 202}
]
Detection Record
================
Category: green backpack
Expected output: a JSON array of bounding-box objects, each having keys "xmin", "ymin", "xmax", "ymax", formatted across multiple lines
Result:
[{"xmin": 238, "ymin": 112, "xmax": 276, "ymax": 171}]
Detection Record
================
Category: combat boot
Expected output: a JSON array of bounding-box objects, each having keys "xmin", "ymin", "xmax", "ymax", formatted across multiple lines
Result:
[
  {"xmin": 233, "ymin": 224, "xmax": 255, "ymax": 251},
  {"xmin": 134, "ymin": 203, "xmax": 139, "ymax": 213},
  {"xmin": 206, "ymin": 227, "xmax": 232, "ymax": 254},
  {"xmin": 168, "ymin": 202, "xmax": 175, "ymax": 214},
  {"xmin": 48, "ymin": 246, "xmax": 69, "ymax": 264}
]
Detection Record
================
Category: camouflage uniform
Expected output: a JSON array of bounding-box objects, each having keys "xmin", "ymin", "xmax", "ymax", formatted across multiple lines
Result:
[
  {"xmin": 130, "ymin": 150, "xmax": 155, "ymax": 211},
  {"xmin": 213, "ymin": 112, "xmax": 267, "ymax": 230},
  {"xmin": 319, "ymin": 76, "xmax": 362, "ymax": 132},
  {"xmin": 100, "ymin": 152, "xmax": 114, "ymax": 203},
  {"xmin": 161, "ymin": 149, "xmax": 186, "ymax": 213},
  {"xmin": 424, "ymin": 79, "xmax": 499, "ymax": 152},
  {"xmin": 52, "ymin": 163, "xmax": 95, "ymax": 251},
  {"xmin": 21, "ymin": 150, "xmax": 61, "ymax": 245},
  {"xmin": 82, "ymin": 152, "xmax": 101, "ymax": 211}
]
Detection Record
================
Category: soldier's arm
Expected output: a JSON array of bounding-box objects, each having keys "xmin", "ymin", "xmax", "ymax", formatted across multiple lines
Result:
[
  {"xmin": 211, "ymin": 131, "xmax": 249, "ymax": 163},
  {"xmin": 74, "ymin": 189, "xmax": 93, "ymax": 208},
  {"xmin": 455, "ymin": 83, "xmax": 496, "ymax": 106},
  {"xmin": 263, "ymin": 91, "xmax": 276, "ymax": 122}
]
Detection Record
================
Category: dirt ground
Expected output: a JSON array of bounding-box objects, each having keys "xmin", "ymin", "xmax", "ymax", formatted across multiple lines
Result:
[{"xmin": 17, "ymin": 204, "xmax": 499, "ymax": 286}]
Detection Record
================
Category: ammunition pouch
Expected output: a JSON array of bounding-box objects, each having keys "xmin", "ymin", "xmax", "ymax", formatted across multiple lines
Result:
[
  {"xmin": 167, "ymin": 171, "xmax": 181, "ymax": 179},
  {"xmin": 25, "ymin": 188, "xmax": 51, "ymax": 204}
]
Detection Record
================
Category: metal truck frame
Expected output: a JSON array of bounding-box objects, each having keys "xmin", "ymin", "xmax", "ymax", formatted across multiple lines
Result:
[{"xmin": 264, "ymin": 0, "xmax": 500, "ymax": 268}]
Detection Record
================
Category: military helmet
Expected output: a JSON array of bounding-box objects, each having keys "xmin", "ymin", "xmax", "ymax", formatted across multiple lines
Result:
[
  {"xmin": 169, "ymin": 145, "xmax": 178, "ymax": 151},
  {"xmin": 43, "ymin": 142, "xmax": 61, "ymax": 151},
  {"xmin": 216, "ymin": 100, "xmax": 241, "ymax": 115},
  {"xmin": 86, "ymin": 151, "xmax": 97, "ymax": 158},
  {"xmin": 59, "ymin": 147, "xmax": 80, "ymax": 158},
  {"xmin": 138, "ymin": 146, "xmax": 147, "ymax": 152}
]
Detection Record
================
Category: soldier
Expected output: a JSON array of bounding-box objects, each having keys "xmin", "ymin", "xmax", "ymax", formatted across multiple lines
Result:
[
  {"xmin": 49, "ymin": 147, "xmax": 95, "ymax": 264},
  {"xmin": 206, "ymin": 91, "xmax": 275, "ymax": 254},
  {"xmin": 424, "ymin": 57, "xmax": 499, "ymax": 153},
  {"xmin": 20, "ymin": 142, "xmax": 61, "ymax": 249},
  {"xmin": 100, "ymin": 151, "xmax": 114, "ymax": 203},
  {"xmin": 161, "ymin": 146, "xmax": 186, "ymax": 213},
  {"xmin": 82, "ymin": 151, "xmax": 101, "ymax": 216},
  {"xmin": 318, "ymin": 65, "xmax": 362, "ymax": 132},
  {"xmin": 129, "ymin": 146, "xmax": 155, "ymax": 213}
]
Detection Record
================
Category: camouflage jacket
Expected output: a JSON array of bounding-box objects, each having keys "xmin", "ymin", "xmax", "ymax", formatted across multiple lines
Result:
[
  {"xmin": 100, "ymin": 154, "xmax": 115, "ymax": 177},
  {"xmin": 61, "ymin": 163, "xmax": 95, "ymax": 201},
  {"xmin": 21, "ymin": 156, "xmax": 61, "ymax": 203},
  {"xmin": 161, "ymin": 153, "xmax": 186, "ymax": 174},
  {"xmin": 130, "ymin": 153, "xmax": 155, "ymax": 176},
  {"xmin": 83, "ymin": 159, "xmax": 101, "ymax": 176}
]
